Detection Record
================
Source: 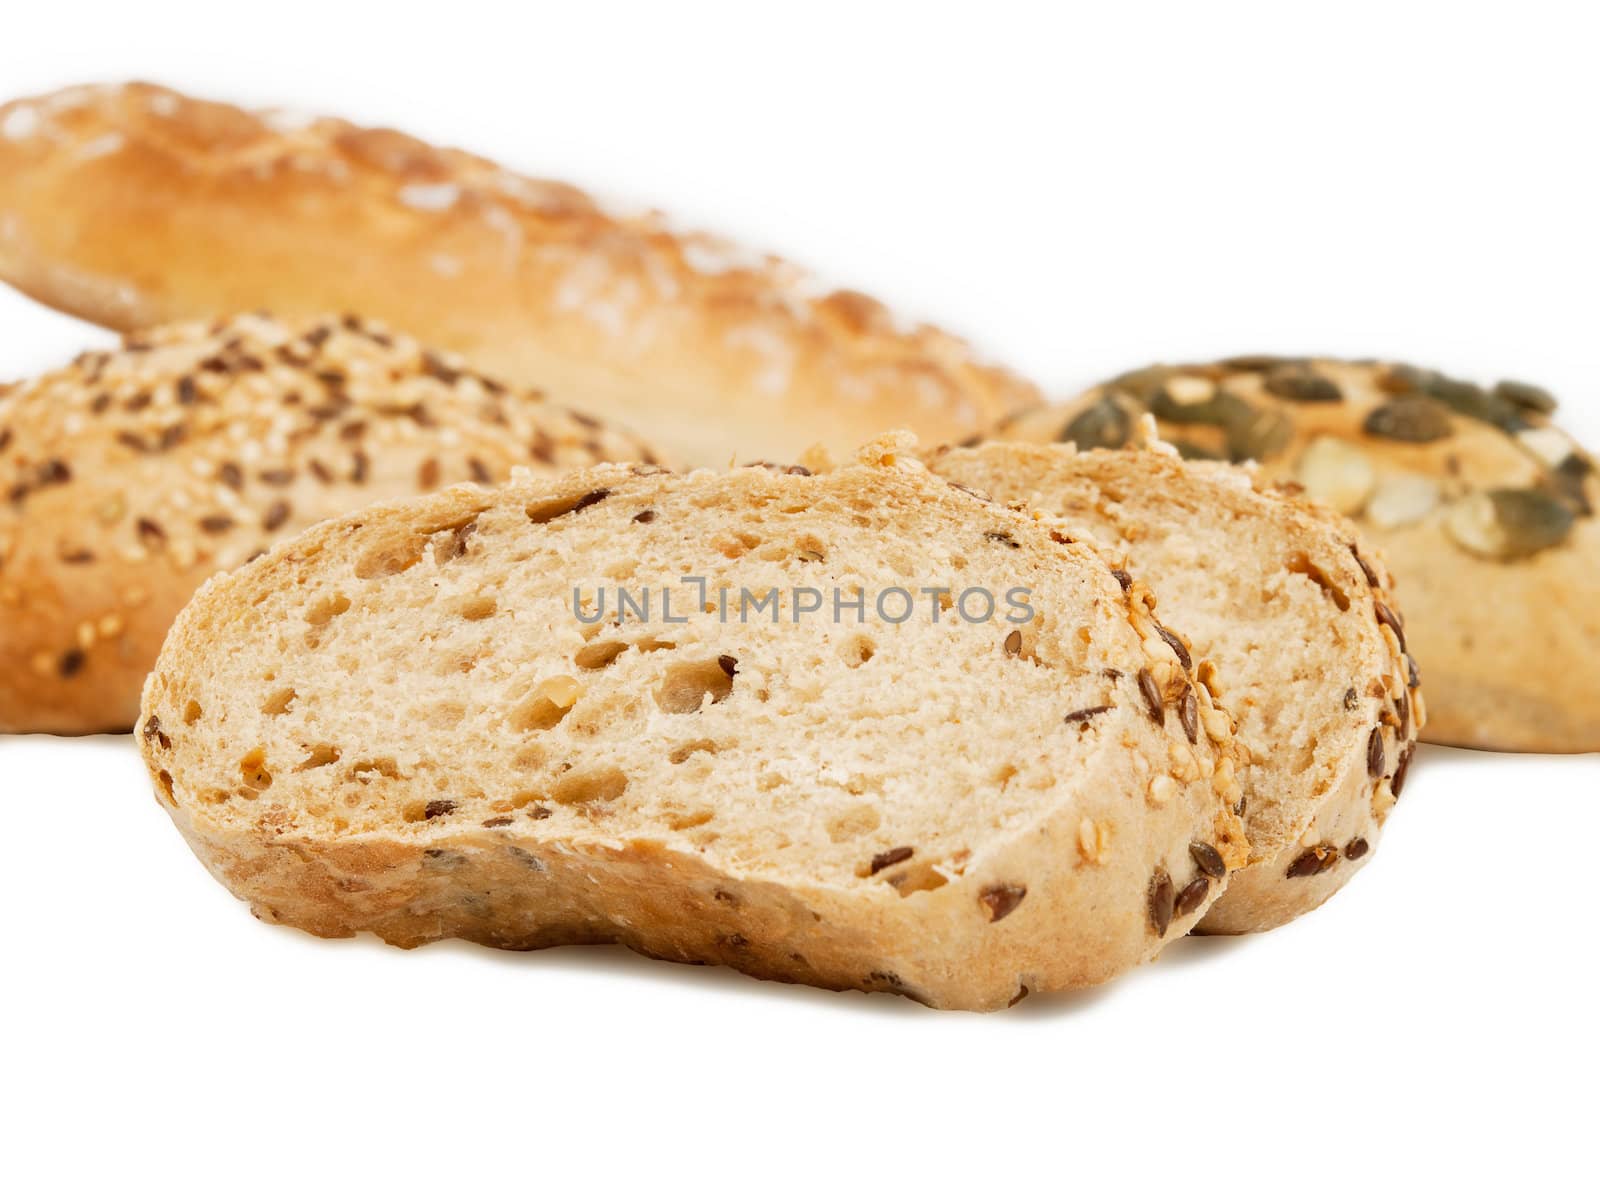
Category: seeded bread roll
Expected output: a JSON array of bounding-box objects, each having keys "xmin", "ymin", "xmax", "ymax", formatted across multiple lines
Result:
[
  {"xmin": 995, "ymin": 358, "xmax": 1600, "ymax": 752},
  {"xmin": 136, "ymin": 450, "xmax": 1247, "ymax": 1010},
  {"xmin": 932, "ymin": 441, "xmax": 1421, "ymax": 933},
  {"xmin": 0, "ymin": 82, "xmax": 1041, "ymax": 468},
  {"xmin": 0, "ymin": 312, "xmax": 659, "ymax": 735}
]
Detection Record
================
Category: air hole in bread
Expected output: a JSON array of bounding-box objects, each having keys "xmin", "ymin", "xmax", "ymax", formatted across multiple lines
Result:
[
  {"xmin": 1286, "ymin": 553, "xmax": 1351, "ymax": 612},
  {"xmin": 183, "ymin": 700, "xmax": 203, "ymax": 725},
  {"xmin": 239, "ymin": 749, "xmax": 272, "ymax": 791},
  {"xmin": 715, "ymin": 530, "xmax": 761, "ymax": 558},
  {"xmin": 440, "ymin": 652, "xmax": 484, "ymax": 676},
  {"xmin": 432, "ymin": 519, "xmax": 478, "ymax": 564},
  {"xmin": 828, "ymin": 804, "xmax": 882, "ymax": 843},
  {"xmin": 403, "ymin": 798, "xmax": 459, "ymax": 823},
  {"xmin": 456, "ymin": 595, "xmax": 497, "ymax": 621},
  {"xmin": 503, "ymin": 790, "xmax": 546, "ymax": 813},
  {"xmin": 262, "ymin": 687, "xmax": 297, "ymax": 716},
  {"xmin": 838, "ymin": 635, "xmax": 875, "ymax": 668},
  {"xmin": 512, "ymin": 698, "xmax": 568, "ymax": 732},
  {"xmin": 550, "ymin": 768, "xmax": 628, "ymax": 814},
  {"xmin": 795, "ymin": 535, "xmax": 827, "ymax": 563},
  {"xmin": 886, "ymin": 862, "xmax": 951, "ymax": 897},
  {"xmin": 294, "ymin": 743, "xmax": 342, "ymax": 772},
  {"xmin": 512, "ymin": 675, "xmax": 580, "ymax": 731},
  {"xmin": 574, "ymin": 640, "xmax": 628, "ymax": 670},
  {"xmin": 306, "ymin": 593, "xmax": 352, "ymax": 626},
  {"xmin": 655, "ymin": 659, "xmax": 735, "ymax": 714},
  {"xmin": 668, "ymin": 739, "xmax": 722, "ymax": 764},
  {"xmin": 526, "ymin": 488, "xmax": 610, "ymax": 524},
  {"xmin": 350, "ymin": 757, "xmax": 400, "ymax": 781},
  {"xmin": 354, "ymin": 540, "xmax": 423, "ymax": 580},
  {"xmin": 667, "ymin": 808, "xmax": 716, "ymax": 830},
  {"xmin": 635, "ymin": 635, "xmax": 676, "ymax": 653}
]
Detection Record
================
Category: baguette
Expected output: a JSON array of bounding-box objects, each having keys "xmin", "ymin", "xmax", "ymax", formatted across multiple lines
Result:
[
  {"xmin": 995, "ymin": 357, "xmax": 1600, "ymax": 752},
  {"xmin": 137, "ymin": 449, "xmax": 1247, "ymax": 1009},
  {"xmin": 0, "ymin": 82, "xmax": 1041, "ymax": 467},
  {"xmin": 0, "ymin": 312, "xmax": 658, "ymax": 734},
  {"xmin": 931, "ymin": 441, "xmax": 1422, "ymax": 932}
]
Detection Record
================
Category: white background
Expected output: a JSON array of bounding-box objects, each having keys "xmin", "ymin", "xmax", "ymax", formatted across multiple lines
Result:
[{"xmin": 2, "ymin": 3, "xmax": 1596, "ymax": 1196}]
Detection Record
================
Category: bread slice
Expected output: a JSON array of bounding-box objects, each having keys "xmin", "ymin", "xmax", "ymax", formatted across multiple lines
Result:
[
  {"xmin": 931, "ymin": 442, "xmax": 1421, "ymax": 934},
  {"xmin": 0, "ymin": 82, "xmax": 1042, "ymax": 467},
  {"xmin": 137, "ymin": 450, "xmax": 1247, "ymax": 1009},
  {"xmin": 0, "ymin": 312, "xmax": 659, "ymax": 734},
  {"xmin": 995, "ymin": 357, "xmax": 1599, "ymax": 752}
]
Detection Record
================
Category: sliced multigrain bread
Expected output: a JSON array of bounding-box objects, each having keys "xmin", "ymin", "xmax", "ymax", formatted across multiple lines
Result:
[
  {"xmin": 0, "ymin": 312, "xmax": 659, "ymax": 734},
  {"xmin": 0, "ymin": 82, "xmax": 1042, "ymax": 466},
  {"xmin": 137, "ymin": 451, "xmax": 1247, "ymax": 1010},
  {"xmin": 995, "ymin": 357, "xmax": 1599, "ymax": 751},
  {"xmin": 931, "ymin": 441, "xmax": 1421, "ymax": 934}
]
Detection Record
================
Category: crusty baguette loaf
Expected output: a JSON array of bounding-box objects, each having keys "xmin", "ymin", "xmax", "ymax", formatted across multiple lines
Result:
[
  {"xmin": 994, "ymin": 357, "xmax": 1600, "ymax": 752},
  {"xmin": 0, "ymin": 82, "xmax": 1041, "ymax": 468},
  {"xmin": 931, "ymin": 441, "xmax": 1422, "ymax": 933},
  {"xmin": 136, "ymin": 449, "xmax": 1247, "ymax": 1010},
  {"xmin": 0, "ymin": 312, "xmax": 659, "ymax": 735}
]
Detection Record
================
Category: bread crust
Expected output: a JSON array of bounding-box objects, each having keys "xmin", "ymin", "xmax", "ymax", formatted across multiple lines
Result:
[
  {"xmin": 0, "ymin": 312, "xmax": 658, "ymax": 734},
  {"xmin": 0, "ymin": 82, "xmax": 1040, "ymax": 467},
  {"xmin": 996, "ymin": 357, "xmax": 1600, "ymax": 752},
  {"xmin": 137, "ymin": 457, "xmax": 1248, "ymax": 1009},
  {"xmin": 930, "ymin": 443, "xmax": 1421, "ymax": 933}
]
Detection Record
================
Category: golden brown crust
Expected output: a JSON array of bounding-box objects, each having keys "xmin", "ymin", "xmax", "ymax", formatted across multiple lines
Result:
[
  {"xmin": 0, "ymin": 82, "xmax": 1041, "ymax": 467},
  {"xmin": 996, "ymin": 357, "xmax": 1600, "ymax": 752},
  {"xmin": 137, "ymin": 458, "xmax": 1248, "ymax": 1010},
  {"xmin": 0, "ymin": 312, "xmax": 658, "ymax": 734}
]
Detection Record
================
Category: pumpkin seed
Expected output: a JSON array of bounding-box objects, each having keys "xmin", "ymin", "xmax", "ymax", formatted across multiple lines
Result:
[
  {"xmin": 1294, "ymin": 436, "xmax": 1376, "ymax": 515},
  {"xmin": 1428, "ymin": 376, "xmax": 1529, "ymax": 433},
  {"xmin": 1219, "ymin": 354, "xmax": 1294, "ymax": 372},
  {"xmin": 1159, "ymin": 375, "xmax": 1217, "ymax": 406},
  {"xmin": 1263, "ymin": 363, "xmax": 1343, "ymax": 402},
  {"xmin": 1171, "ymin": 439, "xmax": 1225, "ymax": 462},
  {"xmin": 1365, "ymin": 474, "xmax": 1440, "ymax": 529},
  {"xmin": 1549, "ymin": 454, "xmax": 1594, "ymax": 516},
  {"xmin": 1227, "ymin": 407, "xmax": 1292, "ymax": 462},
  {"xmin": 1377, "ymin": 363, "xmax": 1434, "ymax": 395},
  {"xmin": 1105, "ymin": 365, "xmax": 1175, "ymax": 406},
  {"xmin": 1423, "ymin": 373, "xmax": 1483, "ymax": 405},
  {"xmin": 1149, "ymin": 384, "xmax": 1207, "ymax": 423},
  {"xmin": 1494, "ymin": 379, "xmax": 1558, "ymax": 415},
  {"xmin": 1363, "ymin": 397, "xmax": 1454, "ymax": 444},
  {"xmin": 1376, "ymin": 364, "xmax": 1546, "ymax": 432},
  {"xmin": 1150, "ymin": 384, "xmax": 1252, "ymax": 428},
  {"xmin": 1062, "ymin": 393, "xmax": 1134, "ymax": 449},
  {"xmin": 1444, "ymin": 488, "xmax": 1575, "ymax": 560},
  {"xmin": 1491, "ymin": 487, "xmax": 1575, "ymax": 557}
]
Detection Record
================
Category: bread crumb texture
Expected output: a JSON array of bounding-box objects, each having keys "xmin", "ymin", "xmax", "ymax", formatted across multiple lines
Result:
[
  {"xmin": 0, "ymin": 311, "xmax": 658, "ymax": 733},
  {"xmin": 932, "ymin": 443, "xmax": 1422, "ymax": 932},
  {"xmin": 140, "ymin": 456, "xmax": 1246, "ymax": 1009}
]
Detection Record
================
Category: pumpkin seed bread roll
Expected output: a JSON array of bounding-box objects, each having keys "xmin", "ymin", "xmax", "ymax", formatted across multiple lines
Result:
[
  {"xmin": 995, "ymin": 358, "xmax": 1600, "ymax": 752},
  {"xmin": 0, "ymin": 82, "xmax": 1041, "ymax": 467},
  {"xmin": 136, "ymin": 450, "xmax": 1247, "ymax": 1010},
  {"xmin": 932, "ymin": 441, "xmax": 1422, "ymax": 933},
  {"xmin": 0, "ymin": 312, "xmax": 660, "ymax": 735}
]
